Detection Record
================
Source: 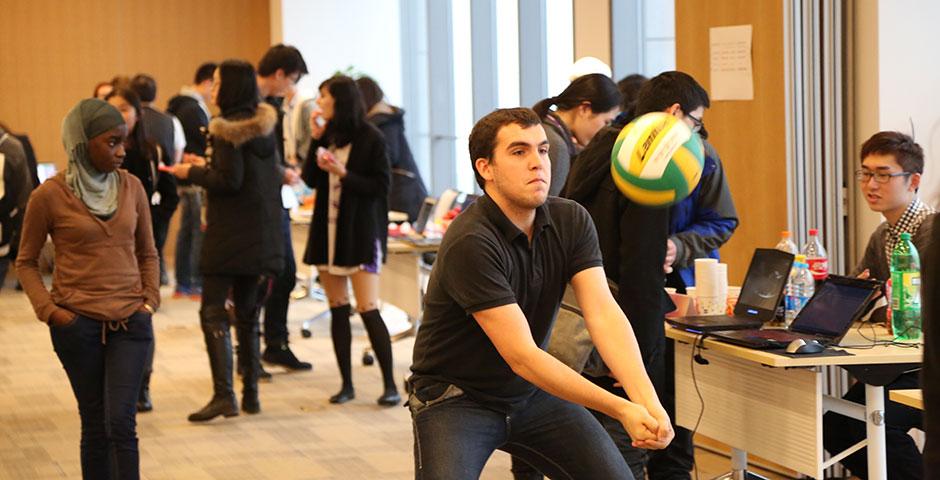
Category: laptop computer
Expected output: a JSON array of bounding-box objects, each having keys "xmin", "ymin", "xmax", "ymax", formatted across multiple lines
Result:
[
  {"xmin": 710, "ymin": 275, "xmax": 883, "ymax": 349},
  {"xmin": 666, "ymin": 248, "xmax": 794, "ymax": 333},
  {"xmin": 412, "ymin": 197, "xmax": 437, "ymax": 235}
]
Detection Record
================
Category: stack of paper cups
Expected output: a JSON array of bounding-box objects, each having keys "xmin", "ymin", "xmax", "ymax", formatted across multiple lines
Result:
[{"xmin": 694, "ymin": 259, "xmax": 729, "ymax": 315}]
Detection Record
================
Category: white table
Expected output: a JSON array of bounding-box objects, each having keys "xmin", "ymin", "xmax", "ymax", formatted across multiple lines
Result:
[{"xmin": 667, "ymin": 325, "xmax": 922, "ymax": 479}]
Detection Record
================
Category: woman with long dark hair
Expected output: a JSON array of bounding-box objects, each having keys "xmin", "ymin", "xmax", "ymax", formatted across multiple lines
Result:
[
  {"xmin": 303, "ymin": 75, "xmax": 398, "ymax": 406},
  {"xmin": 171, "ymin": 60, "xmax": 284, "ymax": 422},
  {"xmin": 531, "ymin": 73, "xmax": 621, "ymax": 195},
  {"xmin": 105, "ymin": 86, "xmax": 161, "ymax": 413},
  {"xmin": 16, "ymin": 98, "xmax": 159, "ymax": 479},
  {"xmin": 355, "ymin": 76, "xmax": 428, "ymax": 222}
]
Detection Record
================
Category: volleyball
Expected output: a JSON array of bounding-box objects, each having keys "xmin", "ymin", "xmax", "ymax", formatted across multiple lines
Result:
[{"xmin": 610, "ymin": 112, "xmax": 705, "ymax": 207}]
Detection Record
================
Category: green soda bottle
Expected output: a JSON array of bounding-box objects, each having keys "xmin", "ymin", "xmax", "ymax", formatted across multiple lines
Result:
[{"xmin": 890, "ymin": 232, "xmax": 922, "ymax": 341}]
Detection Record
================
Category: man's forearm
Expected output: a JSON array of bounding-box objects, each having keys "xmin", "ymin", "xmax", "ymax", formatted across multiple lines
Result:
[
  {"xmin": 586, "ymin": 304, "xmax": 661, "ymax": 409},
  {"xmin": 512, "ymin": 346, "xmax": 632, "ymax": 420}
]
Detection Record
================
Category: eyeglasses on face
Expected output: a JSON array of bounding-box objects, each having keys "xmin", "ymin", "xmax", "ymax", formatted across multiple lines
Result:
[
  {"xmin": 686, "ymin": 113, "xmax": 704, "ymax": 133},
  {"xmin": 854, "ymin": 169, "xmax": 912, "ymax": 184}
]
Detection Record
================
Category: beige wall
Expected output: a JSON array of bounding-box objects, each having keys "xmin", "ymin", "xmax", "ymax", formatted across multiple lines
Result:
[
  {"xmin": 0, "ymin": 0, "xmax": 272, "ymax": 170},
  {"xmin": 849, "ymin": 0, "xmax": 884, "ymax": 263},
  {"xmin": 573, "ymin": 0, "xmax": 611, "ymax": 65},
  {"xmin": 676, "ymin": 0, "xmax": 787, "ymax": 284},
  {"xmin": 0, "ymin": 0, "xmax": 272, "ymax": 267}
]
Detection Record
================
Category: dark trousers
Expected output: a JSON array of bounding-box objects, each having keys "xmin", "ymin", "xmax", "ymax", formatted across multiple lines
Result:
[
  {"xmin": 152, "ymin": 214, "xmax": 170, "ymax": 279},
  {"xmin": 647, "ymin": 339, "xmax": 695, "ymax": 479},
  {"xmin": 565, "ymin": 337, "xmax": 693, "ymax": 480},
  {"xmin": 50, "ymin": 312, "xmax": 154, "ymax": 480},
  {"xmin": 174, "ymin": 189, "xmax": 203, "ymax": 290},
  {"xmin": 202, "ymin": 274, "xmax": 263, "ymax": 324},
  {"xmin": 0, "ymin": 256, "xmax": 9, "ymax": 290},
  {"xmin": 263, "ymin": 209, "xmax": 296, "ymax": 347},
  {"xmin": 823, "ymin": 371, "xmax": 923, "ymax": 479},
  {"xmin": 410, "ymin": 383, "xmax": 634, "ymax": 480}
]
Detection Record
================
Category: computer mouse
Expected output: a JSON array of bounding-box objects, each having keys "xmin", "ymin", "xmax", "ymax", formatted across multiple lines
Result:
[{"xmin": 786, "ymin": 338, "xmax": 826, "ymax": 354}]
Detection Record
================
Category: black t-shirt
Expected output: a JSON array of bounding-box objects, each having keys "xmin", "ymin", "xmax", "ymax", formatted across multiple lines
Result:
[{"xmin": 410, "ymin": 194, "xmax": 603, "ymax": 410}]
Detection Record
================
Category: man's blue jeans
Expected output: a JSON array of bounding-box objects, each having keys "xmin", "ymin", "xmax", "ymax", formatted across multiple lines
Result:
[
  {"xmin": 50, "ymin": 312, "xmax": 154, "ymax": 480},
  {"xmin": 409, "ymin": 381, "xmax": 635, "ymax": 480},
  {"xmin": 174, "ymin": 188, "xmax": 203, "ymax": 291}
]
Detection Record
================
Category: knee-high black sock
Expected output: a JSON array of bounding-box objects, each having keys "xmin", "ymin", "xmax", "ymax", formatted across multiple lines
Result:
[
  {"xmin": 360, "ymin": 309, "xmax": 396, "ymax": 391},
  {"xmin": 330, "ymin": 304, "xmax": 353, "ymax": 391}
]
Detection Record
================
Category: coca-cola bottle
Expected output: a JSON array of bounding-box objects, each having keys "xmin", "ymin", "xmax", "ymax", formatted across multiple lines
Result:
[{"xmin": 802, "ymin": 228, "xmax": 829, "ymax": 281}]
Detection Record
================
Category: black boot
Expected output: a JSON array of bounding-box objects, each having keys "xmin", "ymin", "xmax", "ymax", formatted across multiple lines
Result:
[
  {"xmin": 188, "ymin": 307, "xmax": 238, "ymax": 422},
  {"xmin": 329, "ymin": 304, "xmax": 355, "ymax": 404},
  {"xmin": 237, "ymin": 318, "xmax": 261, "ymax": 414},
  {"xmin": 360, "ymin": 309, "xmax": 400, "ymax": 406},
  {"xmin": 137, "ymin": 370, "xmax": 153, "ymax": 413},
  {"xmin": 237, "ymin": 345, "xmax": 273, "ymax": 381},
  {"xmin": 263, "ymin": 342, "xmax": 313, "ymax": 371},
  {"xmin": 137, "ymin": 340, "xmax": 155, "ymax": 412}
]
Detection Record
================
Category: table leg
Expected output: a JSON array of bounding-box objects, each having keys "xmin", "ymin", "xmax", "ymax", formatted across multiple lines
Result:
[
  {"xmin": 713, "ymin": 448, "xmax": 770, "ymax": 480},
  {"xmin": 864, "ymin": 383, "xmax": 887, "ymax": 480}
]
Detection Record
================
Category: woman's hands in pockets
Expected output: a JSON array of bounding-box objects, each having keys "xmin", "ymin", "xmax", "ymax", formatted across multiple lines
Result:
[{"xmin": 49, "ymin": 308, "xmax": 78, "ymax": 327}]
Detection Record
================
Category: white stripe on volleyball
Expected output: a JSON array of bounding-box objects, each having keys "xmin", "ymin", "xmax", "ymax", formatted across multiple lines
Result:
[{"xmin": 616, "ymin": 114, "xmax": 693, "ymax": 180}]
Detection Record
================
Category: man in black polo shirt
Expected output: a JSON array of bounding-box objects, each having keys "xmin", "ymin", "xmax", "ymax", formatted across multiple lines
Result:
[{"xmin": 409, "ymin": 108, "xmax": 672, "ymax": 479}]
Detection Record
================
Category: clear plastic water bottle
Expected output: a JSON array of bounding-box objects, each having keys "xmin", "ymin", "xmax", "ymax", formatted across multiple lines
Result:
[
  {"xmin": 785, "ymin": 254, "xmax": 815, "ymax": 326},
  {"xmin": 802, "ymin": 228, "xmax": 829, "ymax": 281},
  {"xmin": 775, "ymin": 230, "xmax": 798, "ymax": 254},
  {"xmin": 890, "ymin": 232, "xmax": 922, "ymax": 341}
]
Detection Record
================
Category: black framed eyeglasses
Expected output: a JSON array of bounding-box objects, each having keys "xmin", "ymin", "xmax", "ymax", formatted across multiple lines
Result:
[
  {"xmin": 855, "ymin": 169, "xmax": 912, "ymax": 184},
  {"xmin": 686, "ymin": 113, "xmax": 704, "ymax": 133}
]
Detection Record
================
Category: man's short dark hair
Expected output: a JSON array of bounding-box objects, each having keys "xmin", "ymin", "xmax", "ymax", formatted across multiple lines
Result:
[
  {"xmin": 468, "ymin": 108, "xmax": 541, "ymax": 189},
  {"xmin": 617, "ymin": 73, "xmax": 648, "ymax": 115},
  {"xmin": 194, "ymin": 62, "xmax": 218, "ymax": 84},
  {"xmin": 633, "ymin": 71, "xmax": 710, "ymax": 119},
  {"xmin": 860, "ymin": 131, "xmax": 925, "ymax": 174},
  {"xmin": 258, "ymin": 44, "xmax": 308, "ymax": 78},
  {"xmin": 130, "ymin": 74, "xmax": 158, "ymax": 103}
]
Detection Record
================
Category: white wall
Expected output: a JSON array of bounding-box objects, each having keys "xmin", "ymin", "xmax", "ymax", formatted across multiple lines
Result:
[
  {"xmin": 851, "ymin": 0, "xmax": 940, "ymax": 261},
  {"xmin": 278, "ymin": 0, "xmax": 403, "ymax": 105},
  {"xmin": 877, "ymin": 0, "xmax": 940, "ymax": 208}
]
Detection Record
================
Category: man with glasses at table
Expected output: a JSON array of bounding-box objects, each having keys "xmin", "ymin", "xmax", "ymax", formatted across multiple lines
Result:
[{"xmin": 823, "ymin": 130, "xmax": 934, "ymax": 479}]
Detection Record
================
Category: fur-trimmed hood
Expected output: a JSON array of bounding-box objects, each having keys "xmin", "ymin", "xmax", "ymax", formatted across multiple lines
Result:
[{"xmin": 208, "ymin": 102, "xmax": 278, "ymax": 147}]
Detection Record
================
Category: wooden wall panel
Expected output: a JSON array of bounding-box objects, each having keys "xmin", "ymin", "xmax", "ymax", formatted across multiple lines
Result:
[
  {"xmin": 0, "ymin": 0, "xmax": 271, "ymax": 169},
  {"xmin": 675, "ymin": 0, "xmax": 787, "ymax": 284},
  {"xmin": 573, "ymin": 0, "xmax": 611, "ymax": 64}
]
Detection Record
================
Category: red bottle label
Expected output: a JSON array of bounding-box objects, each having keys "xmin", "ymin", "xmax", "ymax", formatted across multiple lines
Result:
[{"xmin": 807, "ymin": 257, "xmax": 829, "ymax": 280}]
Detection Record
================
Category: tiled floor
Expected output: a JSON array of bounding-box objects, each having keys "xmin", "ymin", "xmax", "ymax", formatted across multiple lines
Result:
[{"xmin": 0, "ymin": 285, "xmax": 791, "ymax": 479}]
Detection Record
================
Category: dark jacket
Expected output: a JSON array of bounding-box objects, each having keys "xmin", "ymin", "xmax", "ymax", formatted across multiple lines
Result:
[
  {"xmin": 562, "ymin": 124, "xmax": 673, "ymax": 364},
  {"xmin": 167, "ymin": 92, "xmax": 210, "ymax": 188},
  {"xmin": 924, "ymin": 211, "xmax": 940, "ymax": 473},
  {"xmin": 188, "ymin": 103, "xmax": 284, "ymax": 276},
  {"xmin": 301, "ymin": 122, "xmax": 390, "ymax": 267},
  {"xmin": 142, "ymin": 107, "xmax": 176, "ymax": 165},
  {"xmin": 167, "ymin": 93, "xmax": 210, "ymax": 156},
  {"xmin": 667, "ymin": 140, "xmax": 738, "ymax": 288},
  {"xmin": 0, "ymin": 129, "xmax": 32, "ymax": 258},
  {"xmin": 369, "ymin": 108, "xmax": 427, "ymax": 221}
]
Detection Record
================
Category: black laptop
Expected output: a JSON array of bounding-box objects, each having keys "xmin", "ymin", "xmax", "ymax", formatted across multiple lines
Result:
[
  {"xmin": 666, "ymin": 248, "xmax": 794, "ymax": 333},
  {"xmin": 710, "ymin": 275, "xmax": 883, "ymax": 349}
]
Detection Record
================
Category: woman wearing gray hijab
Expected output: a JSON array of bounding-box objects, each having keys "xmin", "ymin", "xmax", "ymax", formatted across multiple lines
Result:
[{"xmin": 16, "ymin": 98, "xmax": 160, "ymax": 480}]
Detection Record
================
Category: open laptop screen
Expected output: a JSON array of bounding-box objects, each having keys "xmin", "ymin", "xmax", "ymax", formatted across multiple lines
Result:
[
  {"xmin": 790, "ymin": 277, "xmax": 879, "ymax": 337},
  {"xmin": 734, "ymin": 249, "xmax": 794, "ymax": 315}
]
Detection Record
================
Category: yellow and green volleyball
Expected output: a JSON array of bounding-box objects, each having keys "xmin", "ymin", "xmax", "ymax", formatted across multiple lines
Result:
[{"xmin": 610, "ymin": 112, "xmax": 704, "ymax": 207}]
